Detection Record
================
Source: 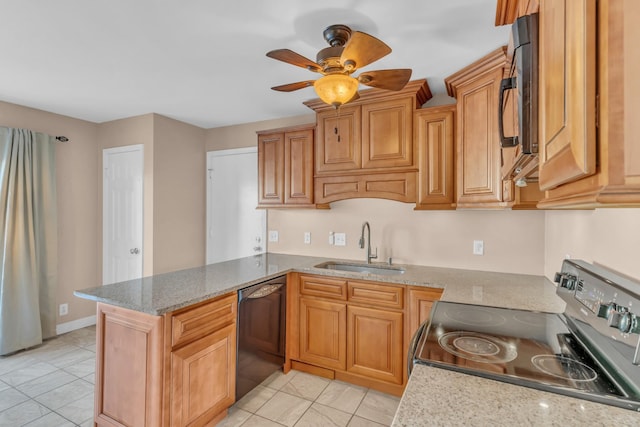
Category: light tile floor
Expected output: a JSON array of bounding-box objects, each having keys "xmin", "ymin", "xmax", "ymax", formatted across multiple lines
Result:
[
  {"xmin": 0, "ymin": 326, "xmax": 96, "ymax": 426},
  {"xmin": 0, "ymin": 326, "xmax": 400, "ymax": 426}
]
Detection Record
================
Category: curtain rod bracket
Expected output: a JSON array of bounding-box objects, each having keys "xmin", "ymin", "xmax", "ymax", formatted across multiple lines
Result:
[{"xmin": 55, "ymin": 136, "xmax": 69, "ymax": 142}]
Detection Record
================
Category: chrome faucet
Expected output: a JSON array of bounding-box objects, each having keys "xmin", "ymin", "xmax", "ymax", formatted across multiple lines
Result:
[{"xmin": 359, "ymin": 221, "xmax": 378, "ymax": 264}]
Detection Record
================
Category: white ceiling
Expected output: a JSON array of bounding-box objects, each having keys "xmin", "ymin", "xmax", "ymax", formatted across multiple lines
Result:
[{"xmin": 0, "ymin": 0, "xmax": 510, "ymax": 129}]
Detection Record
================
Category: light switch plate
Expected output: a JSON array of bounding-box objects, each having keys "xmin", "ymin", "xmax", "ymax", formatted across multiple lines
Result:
[
  {"xmin": 304, "ymin": 232, "xmax": 311, "ymax": 244},
  {"xmin": 268, "ymin": 230, "xmax": 279, "ymax": 242},
  {"xmin": 334, "ymin": 233, "xmax": 346, "ymax": 246},
  {"xmin": 473, "ymin": 240, "xmax": 484, "ymax": 255}
]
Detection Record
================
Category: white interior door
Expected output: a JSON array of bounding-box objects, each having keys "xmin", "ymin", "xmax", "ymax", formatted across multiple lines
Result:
[
  {"xmin": 207, "ymin": 148, "xmax": 266, "ymax": 264},
  {"xmin": 103, "ymin": 145, "xmax": 144, "ymax": 285}
]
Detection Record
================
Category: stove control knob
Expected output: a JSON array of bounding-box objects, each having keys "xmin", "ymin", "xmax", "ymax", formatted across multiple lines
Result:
[
  {"xmin": 555, "ymin": 273, "xmax": 577, "ymax": 290},
  {"xmin": 611, "ymin": 312, "xmax": 640, "ymax": 334},
  {"xmin": 607, "ymin": 306, "xmax": 630, "ymax": 328},
  {"xmin": 597, "ymin": 302, "xmax": 618, "ymax": 319}
]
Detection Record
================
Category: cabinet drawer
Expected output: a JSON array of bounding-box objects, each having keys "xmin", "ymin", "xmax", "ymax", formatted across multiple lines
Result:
[
  {"xmin": 348, "ymin": 281, "xmax": 404, "ymax": 310},
  {"xmin": 300, "ymin": 275, "xmax": 347, "ymax": 300},
  {"xmin": 171, "ymin": 293, "xmax": 237, "ymax": 349}
]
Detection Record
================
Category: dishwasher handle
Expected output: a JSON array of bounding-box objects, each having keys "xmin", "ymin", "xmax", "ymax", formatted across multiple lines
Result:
[{"xmin": 241, "ymin": 283, "xmax": 284, "ymax": 300}]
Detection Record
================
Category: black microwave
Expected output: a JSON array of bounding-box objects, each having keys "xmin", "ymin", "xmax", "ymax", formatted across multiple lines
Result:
[{"xmin": 499, "ymin": 13, "xmax": 538, "ymax": 155}]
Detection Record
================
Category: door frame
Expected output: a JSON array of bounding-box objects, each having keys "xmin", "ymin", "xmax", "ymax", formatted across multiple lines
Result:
[
  {"xmin": 103, "ymin": 144, "xmax": 144, "ymax": 285},
  {"xmin": 206, "ymin": 147, "xmax": 266, "ymax": 264}
]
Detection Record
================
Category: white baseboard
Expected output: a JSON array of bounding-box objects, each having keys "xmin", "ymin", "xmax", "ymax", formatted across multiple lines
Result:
[{"xmin": 56, "ymin": 315, "xmax": 96, "ymax": 335}]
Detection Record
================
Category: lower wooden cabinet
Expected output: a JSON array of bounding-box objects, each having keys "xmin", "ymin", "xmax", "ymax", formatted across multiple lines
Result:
[
  {"xmin": 94, "ymin": 293, "xmax": 237, "ymax": 427},
  {"xmin": 347, "ymin": 305, "xmax": 404, "ymax": 385},
  {"xmin": 170, "ymin": 324, "xmax": 236, "ymax": 427},
  {"xmin": 406, "ymin": 287, "xmax": 444, "ymax": 339},
  {"xmin": 290, "ymin": 274, "xmax": 441, "ymax": 396},
  {"xmin": 95, "ymin": 303, "xmax": 164, "ymax": 427},
  {"xmin": 299, "ymin": 297, "xmax": 347, "ymax": 370}
]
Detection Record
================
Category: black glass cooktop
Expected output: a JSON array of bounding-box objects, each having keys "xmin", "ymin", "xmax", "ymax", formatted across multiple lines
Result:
[{"xmin": 412, "ymin": 302, "xmax": 639, "ymax": 410}]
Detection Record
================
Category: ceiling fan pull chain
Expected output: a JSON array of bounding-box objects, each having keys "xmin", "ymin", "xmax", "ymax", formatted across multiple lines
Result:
[{"xmin": 335, "ymin": 106, "xmax": 342, "ymax": 142}]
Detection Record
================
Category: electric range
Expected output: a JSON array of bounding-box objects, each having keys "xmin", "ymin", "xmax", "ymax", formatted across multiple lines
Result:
[{"xmin": 409, "ymin": 259, "xmax": 640, "ymax": 411}]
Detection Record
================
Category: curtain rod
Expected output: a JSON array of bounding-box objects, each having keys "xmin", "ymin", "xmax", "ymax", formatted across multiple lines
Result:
[{"xmin": 55, "ymin": 136, "xmax": 69, "ymax": 142}]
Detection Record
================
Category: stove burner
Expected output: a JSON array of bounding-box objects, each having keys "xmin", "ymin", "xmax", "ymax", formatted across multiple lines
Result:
[
  {"xmin": 531, "ymin": 355, "xmax": 598, "ymax": 382},
  {"xmin": 452, "ymin": 336, "xmax": 500, "ymax": 356},
  {"xmin": 443, "ymin": 307, "xmax": 506, "ymax": 327},
  {"xmin": 513, "ymin": 312, "xmax": 547, "ymax": 327},
  {"xmin": 438, "ymin": 331, "xmax": 517, "ymax": 363}
]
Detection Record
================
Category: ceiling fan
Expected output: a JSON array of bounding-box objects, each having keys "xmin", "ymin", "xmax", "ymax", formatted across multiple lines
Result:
[{"xmin": 266, "ymin": 24, "xmax": 412, "ymax": 108}]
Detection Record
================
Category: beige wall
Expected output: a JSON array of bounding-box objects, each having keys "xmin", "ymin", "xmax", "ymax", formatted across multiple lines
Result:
[
  {"xmin": 1, "ymin": 101, "xmax": 209, "ymax": 330},
  {"xmin": 0, "ymin": 101, "xmax": 100, "ymax": 324},
  {"xmin": 152, "ymin": 115, "xmax": 206, "ymax": 273},
  {"xmin": 544, "ymin": 209, "xmax": 640, "ymax": 281},
  {"xmin": 268, "ymin": 199, "xmax": 546, "ymax": 275},
  {"xmin": 205, "ymin": 114, "xmax": 314, "ymax": 151}
]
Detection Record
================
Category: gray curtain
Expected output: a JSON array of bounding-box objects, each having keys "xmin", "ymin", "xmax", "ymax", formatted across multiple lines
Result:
[{"xmin": 0, "ymin": 127, "xmax": 58, "ymax": 355}]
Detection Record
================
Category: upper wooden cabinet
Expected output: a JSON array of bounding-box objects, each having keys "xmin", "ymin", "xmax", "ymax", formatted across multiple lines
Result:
[
  {"xmin": 361, "ymin": 97, "xmax": 414, "ymax": 170},
  {"xmin": 306, "ymin": 80, "xmax": 431, "ymax": 205},
  {"xmin": 537, "ymin": 0, "xmax": 640, "ymax": 208},
  {"xmin": 315, "ymin": 105, "xmax": 361, "ymax": 173},
  {"xmin": 414, "ymin": 105, "xmax": 456, "ymax": 210},
  {"xmin": 495, "ymin": 0, "xmax": 539, "ymax": 25},
  {"xmin": 257, "ymin": 124, "xmax": 315, "ymax": 208},
  {"xmin": 310, "ymin": 81, "xmax": 429, "ymax": 176},
  {"xmin": 537, "ymin": 0, "xmax": 597, "ymax": 191},
  {"xmin": 446, "ymin": 48, "xmax": 510, "ymax": 208}
]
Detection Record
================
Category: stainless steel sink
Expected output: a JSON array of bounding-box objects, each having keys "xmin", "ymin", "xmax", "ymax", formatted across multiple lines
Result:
[{"xmin": 314, "ymin": 262, "xmax": 405, "ymax": 276}]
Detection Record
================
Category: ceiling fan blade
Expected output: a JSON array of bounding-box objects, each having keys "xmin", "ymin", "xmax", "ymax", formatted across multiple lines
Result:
[
  {"xmin": 271, "ymin": 80, "xmax": 316, "ymax": 92},
  {"xmin": 340, "ymin": 31, "xmax": 391, "ymax": 70},
  {"xmin": 357, "ymin": 69, "xmax": 412, "ymax": 91},
  {"xmin": 266, "ymin": 49, "xmax": 322, "ymax": 72}
]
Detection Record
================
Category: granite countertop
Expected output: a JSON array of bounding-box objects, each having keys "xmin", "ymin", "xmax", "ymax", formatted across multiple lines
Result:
[
  {"xmin": 76, "ymin": 253, "xmax": 635, "ymax": 423},
  {"xmin": 74, "ymin": 252, "xmax": 566, "ymax": 315},
  {"xmin": 393, "ymin": 365, "xmax": 640, "ymax": 426}
]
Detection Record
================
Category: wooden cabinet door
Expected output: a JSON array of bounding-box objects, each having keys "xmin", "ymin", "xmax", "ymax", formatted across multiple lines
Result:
[
  {"xmin": 284, "ymin": 128, "xmax": 314, "ymax": 205},
  {"xmin": 95, "ymin": 304, "xmax": 163, "ymax": 427},
  {"xmin": 315, "ymin": 105, "xmax": 361, "ymax": 173},
  {"xmin": 299, "ymin": 297, "xmax": 347, "ymax": 370},
  {"xmin": 362, "ymin": 97, "xmax": 414, "ymax": 170},
  {"xmin": 415, "ymin": 106, "xmax": 455, "ymax": 209},
  {"xmin": 171, "ymin": 323, "xmax": 236, "ymax": 427},
  {"xmin": 456, "ymin": 68, "xmax": 505, "ymax": 207},
  {"xmin": 347, "ymin": 305, "xmax": 403, "ymax": 385},
  {"xmin": 406, "ymin": 287, "xmax": 443, "ymax": 340},
  {"xmin": 258, "ymin": 132, "xmax": 284, "ymax": 204},
  {"xmin": 538, "ymin": 0, "xmax": 596, "ymax": 190}
]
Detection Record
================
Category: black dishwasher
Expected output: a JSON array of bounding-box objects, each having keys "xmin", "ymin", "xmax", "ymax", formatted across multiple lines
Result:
[{"xmin": 236, "ymin": 276, "xmax": 286, "ymax": 401}]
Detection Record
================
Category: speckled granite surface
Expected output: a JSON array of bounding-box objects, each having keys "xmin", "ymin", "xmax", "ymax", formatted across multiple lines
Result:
[
  {"xmin": 78, "ymin": 253, "xmax": 635, "ymax": 421},
  {"xmin": 74, "ymin": 253, "xmax": 566, "ymax": 315},
  {"xmin": 392, "ymin": 365, "xmax": 640, "ymax": 426}
]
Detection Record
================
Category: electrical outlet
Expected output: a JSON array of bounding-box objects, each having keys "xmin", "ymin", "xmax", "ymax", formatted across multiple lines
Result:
[
  {"xmin": 473, "ymin": 240, "xmax": 484, "ymax": 255},
  {"xmin": 334, "ymin": 233, "xmax": 347, "ymax": 246},
  {"xmin": 59, "ymin": 303, "xmax": 68, "ymax": 316},
  {"xmin": 304, "ymin": 232, "xmax": 311, "ymax": 244},
  {"xmin": 268, "ymin": 230, "xmax": 279, "ymax": 242},
  {"xmin": 329, "ymin": 231, "xmax": 334, "ymax": 245}
]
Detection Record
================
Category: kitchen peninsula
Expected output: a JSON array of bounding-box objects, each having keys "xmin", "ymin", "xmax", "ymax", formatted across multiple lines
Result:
[
  {"xmin": 76, "ymin": 252, "xmax": 568, "ymax": 426},
  {"xmin": 77, "ymin": 254, "xmax": 640, "ymax": 425}
]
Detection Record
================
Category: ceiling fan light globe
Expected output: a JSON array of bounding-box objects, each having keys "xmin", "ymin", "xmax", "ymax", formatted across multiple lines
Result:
[{"xmin": 313, "ymin": 74, "xmax": 359, "ymax": 108}]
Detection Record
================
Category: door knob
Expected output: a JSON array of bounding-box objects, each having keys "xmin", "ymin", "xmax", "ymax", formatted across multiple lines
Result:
[{"xmin": 130, "ymin": 248, "xmax": 140, "ymax": 254}]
